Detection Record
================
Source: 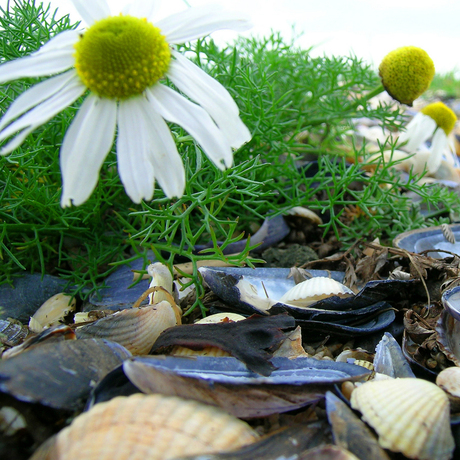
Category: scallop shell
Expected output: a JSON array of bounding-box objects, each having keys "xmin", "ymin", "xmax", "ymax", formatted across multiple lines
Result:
[
  {"xmin": 436, "ymin": 366, "xmax": 460, "ymax": 412},
  {"xmin": 350, "ymin": 378, "xmax": 454, "ymax": 460},
  {"xmin": 278, "ymin": 277, "xmax": 354, "ymax": 307},
  {"xmin": 30, "ymin": 393, "xmax": 258, "ymax": 460},
  {"xmin": 76, "ymin": 301, "xmax": 179, "ymax": 355}
]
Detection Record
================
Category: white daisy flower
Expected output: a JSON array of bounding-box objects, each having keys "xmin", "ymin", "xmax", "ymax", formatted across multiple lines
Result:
[
  {"xmin": 0, "ymin": 0, "xmax": 252, "ymax": 206},
  {"xmin": 398, "ymin": 101, "xmax": 458, "ymax": 174}
]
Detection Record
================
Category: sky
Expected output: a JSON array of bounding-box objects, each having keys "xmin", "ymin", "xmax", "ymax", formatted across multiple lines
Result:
[{"xmin": 5, "ymin": 0, "xmax": 460, "ymax": 74}]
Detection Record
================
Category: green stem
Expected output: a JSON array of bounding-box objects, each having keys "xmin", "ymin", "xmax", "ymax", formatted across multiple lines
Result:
[{"xmin": 307, "ymin": 84, "xmax": 385, "ymax": 127}]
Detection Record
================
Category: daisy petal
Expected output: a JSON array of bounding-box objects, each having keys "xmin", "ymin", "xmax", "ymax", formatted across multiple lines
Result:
[
  {"xmin": 135, "ymin": 96, "xmax": 185, "ymax": 198},
  {"xmin": 399, "ymin": 113, "xmax": 436, "ymax": 151},
  {"xmin": 60, "ymin": 95, "xmax": 117, "ymax": 207},
  {"xmin": 168, "ymin": 52, "xmax": 251, "ymax": 148},
  {"xmin": 157, "ymin": 5, "xmax": 252, "ymax": 44},
  {"xmin": 148, "ymin": 85, "xmax": 232, "ymax": 169},
  {"xmin": 427, "ymin": 128, "xmax": 448, "ymax": 173},
  {"xmin": 70, "ymin": 0, "xmax": 111, "ymax": 25},
  {"xmin": 0, "ymin": 70, "xmax": 77, "ymax": 131},
  {"xmin": 122, "ymin": 0, "xmax": 160, "ymax": 21},
  {"xmin": 0, "ymin": 73, "xmax": 86, "ymax": 155},
  {"xmin": 0, "ymin": 49, "xmax": 75, "ymax": 84},
  {"xmin": 35, "ymin": 29, "xmax": 80, "ymax": 54},
  {"xmin": 117, "ymin": 98, "xmax": 155, "ymax": 203}
]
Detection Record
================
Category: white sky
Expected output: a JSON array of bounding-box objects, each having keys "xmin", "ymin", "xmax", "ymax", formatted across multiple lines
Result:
[{"xmin": 5, "ymin": 0, "xmax": 460, "ymax": 74}]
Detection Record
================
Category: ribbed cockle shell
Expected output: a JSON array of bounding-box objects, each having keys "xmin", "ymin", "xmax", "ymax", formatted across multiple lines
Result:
[
  {"xmin": 30, "ymin": 393, "xmax": 258, "ymax": 460},
  {"xmin": 350, "ymin": 378, "xmax": 454, "ymax": 460},
  {"xmin": 278, "ymin": 277, "xmax": 354, "ymax": 307}
]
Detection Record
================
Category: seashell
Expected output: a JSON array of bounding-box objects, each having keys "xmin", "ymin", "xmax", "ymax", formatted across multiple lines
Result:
[
  {"xmin": 3, "ymin": 324, "xmax": 75, "ymax": 359},
  {"xmin": 436, "ymin": 309, "xmax": 460, "ymax": 366},
  {"xmin": 171, "ymin": 422, "xmax": 330, "ymax": 460},
  {"xmin": 436, "ymin": 366, "xmax": 460, "ymax": 413},
  {"xmin": 76, "ymin": 301, "xmax": 179, "ymax": 355},
  {"xmin": 298, "ymin": 445, "xmax": 360, "ymax": 460},
  {"xmin": 278, "ymin": 277, "xmax": 354, "ymax": 307},
  {"xmin": 170, "ymin": 346, "xmax": 232, "ymax": 357},
  {"xmin": 0, "ymin": 319, "xmax": 28, "ymax": 347},
  {"xmin": 30, "ymin": 394, "xmax": 258, "ymax": 460},
  {"xmin": 0, "ymin": 339, "xmax": 131, "ymax": 412},
  {"xmin": 335, "ymin": 348, "xmax": 374, "ymax": 363},
  {"xmin": 123, "ymin": 355, "xmax": 371, "ymax": 418},
  {"xmin": 86, "ymin": 259, "xmax": 151, "ymax": 312},
  {"xmin": 29, "ymin": 293, "xmax": 76, "ymax": 333},
  {"xmin": 393, "ymin": 224, "xmax": 460, "ymax": 258},
  {"xmin": 350, "ymin": 378, "xmax": 455, "ymax": 460},
  {"xmin": 0, "ymin": 273, "xmax": 68, "ymax": 322},
  {"xmin": 193, "ymin": 214, "xmax": 290, "ymax": 255},
  {"xmin": 373, "ymin": 332, "xmax": 415, "ymax": 378},
  {"xmin": 200, "ymin": 267, "xmax": 416, "ymax": 319},
  {"xmin": 284, "ymin": 206, "xmax": 323, "ymax": 225},
  {"xmin": 326, "ymin": 392, "xmax": 391, "ymax": 460},
  {"xmin": 195, "ymin": 312, "xmax": 246, "ymax": 324},
  {"xmin": 442, "ymin": 285, "xmax": 460, "ymax": 321},
  {"xmin": 147, "ymin": 262, "xmax": 173, "ymax": 305}
]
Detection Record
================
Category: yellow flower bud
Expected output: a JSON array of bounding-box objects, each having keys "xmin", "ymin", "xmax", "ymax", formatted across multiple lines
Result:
[{"xmin": 379, "ymin": 46, "xmax": 435, "ymax": 106}]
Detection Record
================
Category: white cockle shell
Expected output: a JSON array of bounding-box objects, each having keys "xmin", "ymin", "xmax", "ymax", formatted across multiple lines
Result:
[
  {"xmin": 278, "ymin": 276, "xmax": 354, "ymax": 307},
  {"xmin": 30, "ymin": 393, "xmax": 258, "ymax": 460},
  {"xmin": 351, "ymin": 378, "xmax": 454, "ymax": 460}
]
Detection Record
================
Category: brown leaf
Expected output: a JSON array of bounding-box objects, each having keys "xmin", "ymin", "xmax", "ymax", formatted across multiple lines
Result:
[{"xmin": 150, "ymin": 314, "xmax": 296, "ymax": 376}]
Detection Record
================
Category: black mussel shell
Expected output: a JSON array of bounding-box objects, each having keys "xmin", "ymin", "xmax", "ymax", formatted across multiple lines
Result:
[
  {"xmin": 0, "ymin": 274, "xmax": 69, "ymax": 322},
  {"xmin": 86, "ymin": 259, "xmax": 150, "ymax": 312},
  {"xmin": 123, "ymin": 355, "xmax": 370, "ymax": 418},
  {"xmin": 0, "ymin": 339, "xmax": 131, "ymax": 411}
]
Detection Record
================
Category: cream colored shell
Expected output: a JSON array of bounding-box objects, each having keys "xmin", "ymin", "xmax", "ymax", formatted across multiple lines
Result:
[
  {"xmin": 195, "ymin": 313, "xmax": 246, "ymax": 324},
  {"xmin": 278, "ymin": 277, "xmax": 354, "ymax": 307},
  {"xmin": 30, "ymin": 394, "xmax": 258, "ymax": 460},
  {"xmin": 29, "ymin": 293, "xmax": 76, "ymax": 333},
  {"xmin": 75, "ymin": 301, "xmax": 178, "ymax": 355},
  {"xmin": 351, "ymin": 378, "xmax": 454, "ymax": 460},
  {"xmin": 436, "ymin": 366, "xmax": 460, "ymax": 412}
]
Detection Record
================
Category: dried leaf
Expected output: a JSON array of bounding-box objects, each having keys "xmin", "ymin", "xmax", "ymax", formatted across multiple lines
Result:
[{"xmin": 150, "ymin": 314, "xmax": 296, "ymax": 376}]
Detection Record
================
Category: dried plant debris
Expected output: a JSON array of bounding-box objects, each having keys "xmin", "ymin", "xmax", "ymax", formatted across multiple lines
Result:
[{"xmin": 150, "ymin": 314, "xmax": 296, "ymax": 376}]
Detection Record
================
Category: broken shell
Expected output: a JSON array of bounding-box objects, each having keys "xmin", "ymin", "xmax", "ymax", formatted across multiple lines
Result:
[
  {"xmin": 436, "ymin": 367, "xmax": 460, "ymax": 413},
  {"xmin": 123, "ymin": 355, "xmax": 371, "ymax": 418},
  {"xmin": 284, "ymin": 206, "xmax": 323, "ymax": 225},
  {"xmin": 76, "ymin": 301, "xmax": 179, "ymax": 355},
  {"xmin": 373, "ymin": 332, "xmax": 415, "ymax": 378},
  {"xmin": 0, "ymin": 339, "xmax": 131, "ymax": 411},
  {"xmin": 29, "ymin": 293, "xmax": 76, "ymax": 333},
  {"xmin": 147, "ymin": 262, "xmax": 173, "ymax": 305},
  {"xmin": 172, "ymin": 422, "xmax": 330, "ymax": 460},
  {"xmin": 393, "ymin": 224, "xmax": 460, "ymax": 258},
  {"xmin": 0, "ymin": 319, "xmax": 28, "ymax": 347},
  {"xmin": 278, "ymin": 277, "xmax": 354, "ymax": 307},
  {"xmin": 436, "ymin": 309, "xmax": 460, "ymax": 366},
  {"xmin": 31, "ymin": 394, "xmax": 258, "ymax": 460},
  {"xmin": 442, "ymin": 285, "xmax": 460, "ymax": 321},
  {"xmin": 326, "ymin": 392, "xmax": 391, "ymax": 460},
  {"xmin": 350, "ymin": 378, "xmax": 455, "ymax": 460},
  {"xmin": 195, "ymin": 312, "xmax": 246, "ymax": 324},
  {"xmin": 299, "ymin": 445, "xmax": 360, "ymax": 460}
]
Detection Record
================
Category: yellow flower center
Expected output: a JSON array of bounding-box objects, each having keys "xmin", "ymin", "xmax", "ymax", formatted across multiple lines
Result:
[
  {"xmin": 74, "ymin": 15, "xmax": 171, "ymax": 99},
  {"xmin": 378, "ymin": 46, "xmax": 435, "ymax": 106},
  {"xmin": 421, "ymin": 101, "xmax": 457, "ymax": 135}
]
